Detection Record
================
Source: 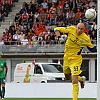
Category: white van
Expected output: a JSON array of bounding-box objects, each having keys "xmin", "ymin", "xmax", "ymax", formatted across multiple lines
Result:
[{"xmin": 14, "ymin": 62, "xmax": 66, "ymax": 83}]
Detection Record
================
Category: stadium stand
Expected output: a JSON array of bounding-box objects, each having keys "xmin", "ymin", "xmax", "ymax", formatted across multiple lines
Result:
[{"xmin": 0, "ymin": 0, "xmax": 97, "ymax": 53}]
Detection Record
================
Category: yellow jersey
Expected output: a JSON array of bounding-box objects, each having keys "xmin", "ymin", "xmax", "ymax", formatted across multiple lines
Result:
[{"xmin": 54, "ymin": 26, "xmax": 94, "ymax": 57}]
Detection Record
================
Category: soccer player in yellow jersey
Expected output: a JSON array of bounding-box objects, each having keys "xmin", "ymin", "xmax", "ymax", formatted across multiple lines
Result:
[{"xmin": 54, "ymin": 23, "xmax": 97, "ymax": 100}]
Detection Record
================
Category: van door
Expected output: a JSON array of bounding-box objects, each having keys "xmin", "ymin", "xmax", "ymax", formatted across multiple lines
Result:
[{"xmin": 30, "ymin": 65, "xmax": 47, "ymax": 83}]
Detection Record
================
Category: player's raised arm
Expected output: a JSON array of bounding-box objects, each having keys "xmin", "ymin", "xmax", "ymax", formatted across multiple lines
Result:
[
  {"xmin": 54, "ymin": 27, "xmax": 69, "ymax": 36},
  {"xmin": 86, "ymin": 37, "xmax": 97, "ymax": 52}
]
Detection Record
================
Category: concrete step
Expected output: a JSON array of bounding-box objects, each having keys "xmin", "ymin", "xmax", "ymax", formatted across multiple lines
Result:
[
  {"xmin": 5, "ymin": 20, "xmax": 14, "ymax": 22},
  {"xmin": 8, "ymin": 14, "xmax": 15, "ymax": 17},
  {"xmin": 1, "ymin": 25, "xmax": 10, "ymax": 29},
  {"xmin": 0, "ymin": 28, "xmax": 5, "ymax": 32},
  {"xmin": 18, "ymin": 0, "xmax": 30, "ymax": 2},
  {"xmin": 0, "ymin": 35, "xmax": 3, "ymax": 37},
  {"xmin": 0, "ymin": 28, "xmax": 6, "ymax": 36},
  {"xmin": 5, "ymin": 16, "xmax": 13, "ymax": 20},
  {"xmin": 12, "ymin": 9, "xmax": 20, "ymax": 12},
  {"xmin": 12, "ymin": 6, "xmax": 21, "ymax": 9},
  {"xmin": 9, "ymin": 11, "xmax": 16, "ymax": 14},
  {"xmin": 1, "ymin": 22, "xmax": 10, "ymax": 25},
  {"xmin": 15, "ymin": 2, "xmax": 23, "ymax": 5},
  {"xmin": 15, "ymin": 4, "xmax": 22, "ymax": 7}
]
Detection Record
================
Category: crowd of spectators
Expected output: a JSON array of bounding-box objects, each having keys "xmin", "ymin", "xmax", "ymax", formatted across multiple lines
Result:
[
  {"xmin": 0, "ymin": 0, "xmax": 18, "ymax": 22},
  {"xmin": 0, "ymin": 0, "xmax": 97, "ymax": 52}
]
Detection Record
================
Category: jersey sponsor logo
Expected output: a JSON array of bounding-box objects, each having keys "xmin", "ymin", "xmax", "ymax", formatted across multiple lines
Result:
[{"xmin": 80, "ymin": 39, "xmax": 84, "ymax": 43}]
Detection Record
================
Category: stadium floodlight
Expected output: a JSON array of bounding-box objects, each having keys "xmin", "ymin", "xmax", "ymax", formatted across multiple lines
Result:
[{"xmin": 97, "ymin": 0, "xmax": 100, "ymax": 100}]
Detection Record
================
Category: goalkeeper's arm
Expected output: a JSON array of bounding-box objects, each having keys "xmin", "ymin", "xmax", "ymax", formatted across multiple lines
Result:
[
  {"xmin": 87, "ymin": 46, "xmax": 97, "ymax": 52},
  {"xmin": 54, "ymin": 27, "xmax": 69, "ymax": 36}
]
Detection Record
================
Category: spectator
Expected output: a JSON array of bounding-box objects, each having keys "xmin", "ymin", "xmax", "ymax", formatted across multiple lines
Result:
[
  {"xmin": 38, "ymin": 5, "xmax": 44, "ymax": 13},
  {"xmin": 0, "ymin": 5, "xmax": 7, "ymax": 17},
  {"xmin": 13, "ymin": 30, "xmax": 19, "ymax": 42},
  {"xmin": 0, "ymin": 37, "xmax": 4, "ymax": 52},
  {"xmin": 90, "ymin": 30, "xmax": 97, "ymax": 44},
  {"xmin": 27, "ymin": 39, "xmax": 33, "ymax": 51},
  {"xmin": 32, "ymin": 36, "xmax": 38, "ymax": 52},
  {"xmin": 15, "ymin": 23, "xmax": 21, "ymax": 31},
  {"xmin": 76, "ymin": 8, "xmax": 82, "ymax": 23},
  {"xmin": 37, "ymin": 0, "xmax": 43, "ymax": 4},
  {"xmin": 86, "ymin": 22, "xmax": 91, "ymax": 31},
  {"xmin": 41, "ymin": 0, "xmax": 48, "ymax": 11},
  {"xmin": 44, "ymin": 35, "xmax": 51, "ymax": 45},
  {"xmin": 34, "ymin": 11, "xmax": 39, "ymax": 22},
  {"xmin": 3, "ymin": 0, "xmax": 11, "ymax": 14},
  {"xmin": 20, "ymin": 35, "xmax": 28, "ymax": 51},
  {"xmin": 27, "ymin": 22, "xmax": 32, "ymax": 31},
  {"xmin": 20, "ymin": 5, "xmax": 27, "ymax": 15},
  {"xmin": 29, "ymin": 1, "xmax": 36, "ymax": 14},
  {"xmin": 89, "ymin": 0, "xmax": 95, "ymax": 8},
  {"xmin": 20, "ymin": 22, "xmax": 27, "ymax": 31},
  {"xmin": 8, "ymin": 33, "xmax": 13, "ymax": 45},
  {"xmin": 50, "ymin": 31, "xmax": 55, "ymax": 44},
  {"xmin": 21, "ymin": 11, "xmax": 29, "ymax": 23},
  {"xmin": 58, "ymin": 0, "xmax": 64, "ymax": 9},
  {"xmin": 27, "ymin": 5, "xmax": 33, "ymax": 14},
  {"xmin": 14, "ymin": 10, "xmax": 21, "ymax": 23},
  {"xmin": 0, "ymin": 12, "xmax": 4, "ymax": 22},
  {"xmin": 9, "ymin": 22, "xmax": 15, "ymax": 28},
  {"xmin": 91, "ymin": 22, "xmax": 97, "ymax": 31},
  {"xmin": 28, "ymin": 12, "xmax": 34, "ymax": 25},
  {"xmin": 27, "ymin": 31, "xmax": 32, "ymax": 41},
  {"xmin": 49, "ymin": 3, "xmax": 56, "ymax": 14},
  {"xmin": 38, "ymin": 32, "xmax": 43, "ymax": 45},
  {"xmin": 10, "ymin": 26, "xmax": 16, "ymax": 36},
  {"xmin": 18, "ymin": 31, "xmax": 25, "ymax": 41}
]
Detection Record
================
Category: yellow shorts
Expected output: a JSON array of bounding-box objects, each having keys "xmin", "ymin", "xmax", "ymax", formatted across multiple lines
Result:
[{"xmin": 63, "ymin": 55, "xmax": 82, "ymax": 76}]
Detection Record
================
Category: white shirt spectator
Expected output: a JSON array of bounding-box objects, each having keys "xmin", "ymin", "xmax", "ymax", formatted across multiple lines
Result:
[
  {"xmin": 13, "ymin": 31, "xmax": 19, "ymax": 40},
  {"xmin": 89, "ymin": 0, "xmax": 95, "ymax": 8},
  {"xmin": 21, "ymin": 39, "xmax": 28, "ymax": 46},
  {"xmin": 0, "ymin": 41, "xmax": 4, "ymax": 45},
  {"xmin": 18, "ymin": 33, "xmax": 25, "ymax": 41},
  {"xmin": 91, "ymin": 22, "xmax": 97, "ymax": 30},
  {"xmin": 52, "ymin": 0, "xmax": 57, "ymax": 3},
  {"xmin": 41, "ymin": 1, "xmax": 48, "ymax": 9},
  {"xmin": 34, "ymin": 12, "xmax": 39, "ymax": 19}
]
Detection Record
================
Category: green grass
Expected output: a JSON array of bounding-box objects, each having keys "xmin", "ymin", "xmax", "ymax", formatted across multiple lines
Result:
[{"xmin": 4, "ymin": 98, "xmax": 96, "ymax": 100}]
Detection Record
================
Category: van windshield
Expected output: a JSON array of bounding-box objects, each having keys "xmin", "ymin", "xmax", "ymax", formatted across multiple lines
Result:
[{"xmin": 42, "ymin": 64, "xmax": 63, "ymax": 73}]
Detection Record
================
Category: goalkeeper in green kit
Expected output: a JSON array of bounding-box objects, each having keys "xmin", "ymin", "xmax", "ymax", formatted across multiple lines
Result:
[{"xmin": 0, "ymin": 54, "xmax": 8, "ymax": 100}]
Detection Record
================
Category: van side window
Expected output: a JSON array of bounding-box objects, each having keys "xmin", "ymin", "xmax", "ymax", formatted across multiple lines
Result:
[{"xmin": 34, "ymin": 65, "xmax": 42, "ymax": 74}]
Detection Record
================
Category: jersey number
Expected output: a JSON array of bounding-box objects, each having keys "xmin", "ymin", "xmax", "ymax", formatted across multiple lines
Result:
[{"xmin": 74, "ymin": 66, "xmax": 78, "ymax": 71}]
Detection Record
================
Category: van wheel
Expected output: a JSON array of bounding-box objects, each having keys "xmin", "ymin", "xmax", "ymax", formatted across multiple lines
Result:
[{"xmin": 41, "ymin": 81, "xmax": 45, "ymax": 83}]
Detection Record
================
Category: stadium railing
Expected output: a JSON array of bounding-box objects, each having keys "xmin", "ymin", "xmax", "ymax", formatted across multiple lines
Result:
[{"xmin": 0, "ymin": 40, "xmax": 97, "ymax": 53}]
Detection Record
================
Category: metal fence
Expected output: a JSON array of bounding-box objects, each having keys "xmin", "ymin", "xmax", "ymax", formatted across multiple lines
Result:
[{"xmin": 0, "ymin": 43, "xmax": 96, "ymax": 53}]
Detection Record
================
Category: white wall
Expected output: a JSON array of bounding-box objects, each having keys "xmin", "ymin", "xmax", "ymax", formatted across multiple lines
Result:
[{"xmin": 5, "ymin": 83, "xmax": 97, "ymax": 98}]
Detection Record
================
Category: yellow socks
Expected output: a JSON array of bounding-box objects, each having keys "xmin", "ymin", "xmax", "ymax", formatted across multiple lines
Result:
[
  {"xmin": 72, "ymin": 84, "xmax": 79, "ymax": 100},
  {"xmin": 78, "ymin": 76, "xmax": 83, "ymax": 82}
]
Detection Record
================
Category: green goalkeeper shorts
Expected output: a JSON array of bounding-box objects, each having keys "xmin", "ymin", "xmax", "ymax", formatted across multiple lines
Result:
[{"xmin": 0, "ymin": 78, "xmax": 5, "ymax": 84}]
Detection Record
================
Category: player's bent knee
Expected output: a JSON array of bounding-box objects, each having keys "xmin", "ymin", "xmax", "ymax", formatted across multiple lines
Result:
[{"xmin": 72, "ymin": 75, "xmax": 78, "ymax": 84}]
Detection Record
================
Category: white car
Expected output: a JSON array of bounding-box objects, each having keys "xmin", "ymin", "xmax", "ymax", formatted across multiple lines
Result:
[{"xmin": 14, "ymin": 62, "xmax": 66, "ymax": 83}]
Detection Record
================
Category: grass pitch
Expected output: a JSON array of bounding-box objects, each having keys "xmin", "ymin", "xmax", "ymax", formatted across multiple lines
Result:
[{"xmin": 4, "ymin": 98, "xmax": 96, "ymax": 100}]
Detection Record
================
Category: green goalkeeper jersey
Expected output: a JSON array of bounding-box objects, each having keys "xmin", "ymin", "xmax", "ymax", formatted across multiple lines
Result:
[{"xmin": 0, "ymin": 60, "xmax": 6, "ymax": 78}]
